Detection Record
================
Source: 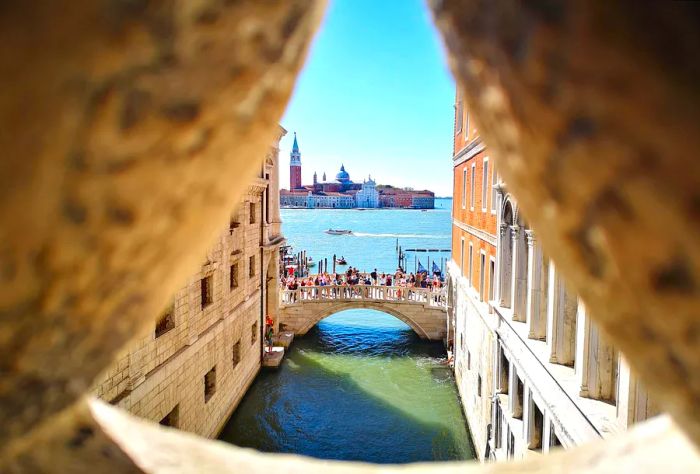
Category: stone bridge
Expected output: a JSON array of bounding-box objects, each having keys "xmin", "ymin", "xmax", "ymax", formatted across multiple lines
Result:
[{"xmin": 278, "ymin": 285, "xmax": 447, "ymax": 341}]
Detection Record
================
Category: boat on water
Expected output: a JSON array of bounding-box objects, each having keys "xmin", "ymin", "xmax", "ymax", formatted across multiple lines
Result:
[
  {"xmin": 335, "ymin": 257, "xmax": 348, "ymax": 265},
  {"xmin": 307, "ymin": 257, "xmax": 316, "ymax": 267},
  {"xmin": 325, "ymin": 229, "xmax": 352, "ymax": 235}
]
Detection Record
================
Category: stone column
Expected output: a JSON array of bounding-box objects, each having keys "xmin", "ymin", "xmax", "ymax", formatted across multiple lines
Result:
[
  {"xmin": 525, "ymin": 230, "xmax": 547, "ymax": 339},
  {"xmin": 577, "ymin": 302, "xmax": 618, "ymax": 401},
  {"xmin": 508, "ymin": 361, "xmax": 520, "ymax": 416},
  {"xmin": 498, "ymin": 223, "xmax": 512, "ymax": 308},
  {"xmin": 510, "ymin": 225, "xmax": 527, "ymax": 321},
  {"xmin": 546, "ymin": 263, "xmax": 578, "ymax": 365},
  {"xmin": 493, "ymin": 183, "xmax": 505, "ymax": 304}
]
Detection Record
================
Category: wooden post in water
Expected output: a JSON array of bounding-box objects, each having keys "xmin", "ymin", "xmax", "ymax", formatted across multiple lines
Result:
[{"xmin": 333, "ymin": 254, "xmax": 336, "ymax": 274}]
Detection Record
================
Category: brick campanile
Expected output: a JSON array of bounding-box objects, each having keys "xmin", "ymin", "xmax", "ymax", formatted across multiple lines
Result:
[{"xmin": 290, "ymin": 132, "xmax": 302, "ymax": 189}]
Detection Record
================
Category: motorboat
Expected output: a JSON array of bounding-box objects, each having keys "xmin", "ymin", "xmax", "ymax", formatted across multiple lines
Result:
[
  {"xmin": 335, "ymin": 257, "xmax": 347, "ymax": 265},
  {"xmin": 307, "ymin": 257, "xmax": 316, "ymax": 267},
  {"xmin": 325, "ymin": 229, "xmax": 352, "ymax": 235}
]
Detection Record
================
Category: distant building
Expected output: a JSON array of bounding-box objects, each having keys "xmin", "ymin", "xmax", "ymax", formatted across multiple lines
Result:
[
  {"xmin": 354, "ymin": 176, "xmax": 379, "ymax": 208},
  {"xmin": 279, "ymin": 134, "xmax": 434, "ymax": 209}
]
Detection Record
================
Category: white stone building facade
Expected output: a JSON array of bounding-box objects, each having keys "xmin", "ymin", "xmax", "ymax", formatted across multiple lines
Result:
[
  {"xmin": 448, "ymin": 182, "xmax": 661, "ymax": 461},
  {"xmin": 354, "ymin": 177, "xmax": 380, "ymax": 208}
]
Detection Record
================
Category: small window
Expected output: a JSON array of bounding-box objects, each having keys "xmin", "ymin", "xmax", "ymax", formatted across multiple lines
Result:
[
  {"xmin": 468, "ymin": 243, "xmax": 473, "ymax": 287},
  {"xmin": 460, "ymin": 238, "xmax": 465, "ymax": 275},
  {"xmin": 467, "ymin": 350, "xmax": 471, "ymax": 370},
  {"xmin": 456, "ymin": 99, "xmax": 463, "ymax": 133},
  {"xmin": 529, "ymin": 400, "xmax": 544, "ymax": 450},
  {"xmin": 200, "ymin": 275, "xmax": 213, "ymax": 310},
  {"xmin": 477, "ymin": 374, "xmax": 482, "ymax": 397},
  {"xmin": 249, "ymin": 255, "xmax": 255, "ymax": 278},
  {"xmin": 249, "ymin": 202, "xmax": 256, "ymax": 224},
  {"xmin": 251, "ymin": 321, "xmax": 258, "ymax": 345},
  {"xmin": 204, "ymin": 366, "xmax": 216, "ymax": 403},
  {"xmin": 160, "ymin": 404, "xmax": 179, "ymax": 427},
  {"xmin": 482, "ymin": 159, "xmax": 489, "ymax": 212},
  {"xmin": 230, "ymin": 264, "xmax": 239, "ymax": 290},
  {"xmin": 232, "ymin": 341, "xmax": 241, "ymax": 369},
  {"xmin": 460, "ymin": 333, "xmax": 465, "ymax": 352},
  {"xmin": 491, "ymin": 167, "xmax": 498, "ymax": 213},
  {"xmin": 155, "ymin": 304, "xmax": 175, "ymax": 338},
  {"xmin": 470, "ymin": 164, "xmax": 476, "ymax": 209},
  {"xmin": 461, "ymin": 168, "xmax": 467, "ymax": 209},
  {"xmin": 229, "ymin": 217, "xmax": 240, "ymax": 233},
  {"xmin": 514, "ymin": 376, "xmax": 524, "ymax": 419}
]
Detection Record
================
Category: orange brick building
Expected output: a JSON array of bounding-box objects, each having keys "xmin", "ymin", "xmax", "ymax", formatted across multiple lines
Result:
[{"xmin": 451, "ymin": 90, "xmax": 498, "ymax": 304}]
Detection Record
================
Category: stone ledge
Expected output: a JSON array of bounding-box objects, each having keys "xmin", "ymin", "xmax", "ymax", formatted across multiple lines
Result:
[{"xmin": 89, "ymin": 400, "xmax": 700, "ymax": 473}]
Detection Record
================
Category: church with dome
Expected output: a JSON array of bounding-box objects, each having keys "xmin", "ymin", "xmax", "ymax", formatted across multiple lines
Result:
[{"xmin": 279, "ymin": 133, "xmax": 434, "ymax": 209}]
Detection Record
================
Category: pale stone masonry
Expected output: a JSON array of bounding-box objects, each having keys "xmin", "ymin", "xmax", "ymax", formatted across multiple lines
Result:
[{"xmin": 93, "ymin": 127, "xmax": 287, "ymax": 438}]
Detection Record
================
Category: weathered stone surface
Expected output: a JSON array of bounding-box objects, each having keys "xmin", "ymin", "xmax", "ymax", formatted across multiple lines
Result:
[
  {"xmin": 91, "ymin": 398, "xmax": 699, "ymax": 473},
  {"xmin": 0, "ymin": 0, "xmax": 324, "ymax": 464},
  {"xmin": 431, "ymin": 0, "xmax": 700, "ymax": 445}
]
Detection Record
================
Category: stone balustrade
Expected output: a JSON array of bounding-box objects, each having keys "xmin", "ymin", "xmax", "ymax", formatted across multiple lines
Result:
[{"xmin": 280, "ymin": 284, "xmax": 447, "ymax": 308}]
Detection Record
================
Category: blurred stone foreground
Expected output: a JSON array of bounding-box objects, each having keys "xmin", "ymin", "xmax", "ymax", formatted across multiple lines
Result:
[{"xmin": 0, "ymin": 1, "xmax": 699, "ymax": 472}]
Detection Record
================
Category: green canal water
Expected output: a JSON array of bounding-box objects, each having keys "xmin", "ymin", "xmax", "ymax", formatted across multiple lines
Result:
[{"xmin": 218, "ymin": 199, "xmax": 475, "ymax": 463}]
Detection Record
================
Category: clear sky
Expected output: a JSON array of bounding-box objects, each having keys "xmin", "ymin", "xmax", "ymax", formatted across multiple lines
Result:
[{"xmin": 279, "ymin": 0, "xmax": 456, "ymax": 196}]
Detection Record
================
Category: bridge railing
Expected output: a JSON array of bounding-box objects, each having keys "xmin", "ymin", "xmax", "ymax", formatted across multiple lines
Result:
[{"xmin": 279, "ymin": 285, "xmax": 446, "ymax": 308}]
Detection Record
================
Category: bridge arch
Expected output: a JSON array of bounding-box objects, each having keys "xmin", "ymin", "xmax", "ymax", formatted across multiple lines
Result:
[{"xmin": 295, "ymin": 302, "xmax": 433, "ymax": 340}]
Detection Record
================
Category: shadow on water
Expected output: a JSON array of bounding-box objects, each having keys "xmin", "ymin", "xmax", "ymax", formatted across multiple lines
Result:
[{"xmin": 218, "ymin": 311, "xmax": 476, "ymax": 464}]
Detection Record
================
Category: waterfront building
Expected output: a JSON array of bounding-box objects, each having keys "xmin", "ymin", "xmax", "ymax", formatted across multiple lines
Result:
[
  {"xmin": 93, "ymin": 127, "xmax": 287, "ymax": 438},
  {"xmin": 354, "ymin": 176, "xmax": 380, "ymax": 208},
  {"xmin": 279, "ymin": 133, "xmax": 434, "ymax": 208},
  {"xmin": 447, "ymin": 92, "xmax": 660, "ymax": 461}
]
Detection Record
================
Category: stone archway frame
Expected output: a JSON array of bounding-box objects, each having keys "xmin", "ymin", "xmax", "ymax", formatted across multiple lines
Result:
[{"xmin": 296, "ymin": 302, "xmax": 434, "ymax": 340}]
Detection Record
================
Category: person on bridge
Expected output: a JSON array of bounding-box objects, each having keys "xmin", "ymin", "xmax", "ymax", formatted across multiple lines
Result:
[{"xmin": 370, "ymin": 268, "xmax": 378, "ymax": 284}]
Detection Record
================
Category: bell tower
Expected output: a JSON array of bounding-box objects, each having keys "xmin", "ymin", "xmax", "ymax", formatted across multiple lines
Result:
[{"xmin": 290, "ymin": 132, "xmax": 302, "ymax": 189}]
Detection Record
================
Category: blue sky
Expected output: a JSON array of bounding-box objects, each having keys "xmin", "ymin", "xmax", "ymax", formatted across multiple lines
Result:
[{"xmin": 280, "ymin": 0, "xmax": 455, "ymax": 196}]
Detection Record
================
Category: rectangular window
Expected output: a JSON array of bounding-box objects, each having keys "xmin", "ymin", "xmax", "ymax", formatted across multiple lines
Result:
[
  {"xmin": 462, "ymin": 168, "xmax": 467, "ymax": 209},
  {"xmin": 204, "ymin": 366, "xmax": 216, "ymax": 403},
  {"xmin": 467, "ymin": 350, "xmax": 471, "ymax": 370},
  {"xmin": 468, "ymin": 243, "xmax": 473, "ymax": 287},
  {"xmin": 460, "ymin": 238, "xmax": 465, "ymax": 276},
  {"xmin": 491, "ymin": 168, "xmax": 498, "ymax": 213},
  {"xmin": 478, "ymin": 374, "xmax": 482, "ymax": 397},
  {"xmin": 230, "ymin": 263, "xmax": 238, "ymax": 290},
  {"xmin": 251, "ymin": 321, "xmax": 258, "ymax": 345},
  {"xmin": 489, "ymin": 258, "xmax": 496, "ymax": 302},
  {"xmin": 482, "ymin": 159, "xmax": 489, "ymax": 212},
  {"xmin": 155, "ymin": 303, "xmax": 175, "ymax": 338},
  {"xmin": 249, "ymin": 202, "xmax": 256, "ymax": 224},
  {"xmin": 232, "ymin": 341, "xmax": 241, "ymax": 369},
  {"xmin": 514, "ymin": 376, "xmax": 524, "ymax": 419},
  {"xmin": 498, "ymin": 344, "xmax": 510, "ymax": 393},
  {"xmin": 456, "ymin": 99, "xmax": 463, "ymax": 133},
  {"xmin": 200, "ymin": 275, "xmax": 213, "ymax": 310},
  {"xmin": 529, "ymin": 400, "xmax": 544, "ymax": 450},
  {"xmin": 159, "ymin": 404, "xmax": 179, "ymax": 428},
  {"xmin": 465, "ymin": 111, "xmax": 470, "ymax": 141},
  {"xmin": 480, "ymin": 253, "xmax": 486, "ymax": 302},
  {"xmin": 470, "ymin": 164, "xmax": 476, "ymax": 210},
  {"xmin": 249, "ymin": 255, "xmax": 255, "ymax": 278}
]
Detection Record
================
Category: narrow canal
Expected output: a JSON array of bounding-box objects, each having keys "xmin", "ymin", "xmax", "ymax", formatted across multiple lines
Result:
[{"xmin": 218, "ymin": 199, "xmax": 475, "ymax": 462}]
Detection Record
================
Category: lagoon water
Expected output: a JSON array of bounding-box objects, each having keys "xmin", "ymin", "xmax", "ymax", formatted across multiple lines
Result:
[{"xmin": 218, "ymin": 198, "xmax": 475, "ymax": 463}]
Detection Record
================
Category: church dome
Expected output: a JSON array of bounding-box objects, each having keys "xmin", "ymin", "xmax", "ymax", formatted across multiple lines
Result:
[{"xmin": 335, "ymin": 164, "xmax": 351, "ymax": 182}]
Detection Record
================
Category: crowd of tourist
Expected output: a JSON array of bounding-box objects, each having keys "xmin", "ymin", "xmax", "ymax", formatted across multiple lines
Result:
[{"xmin": 282, "ymin": 267, "xmax": 444, "ymax": 303}]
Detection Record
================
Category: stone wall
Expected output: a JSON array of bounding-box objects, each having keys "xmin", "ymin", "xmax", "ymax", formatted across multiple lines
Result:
[{"xmin": 93, "ymin": 132, "xmax": 286, "ymax": 437}]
